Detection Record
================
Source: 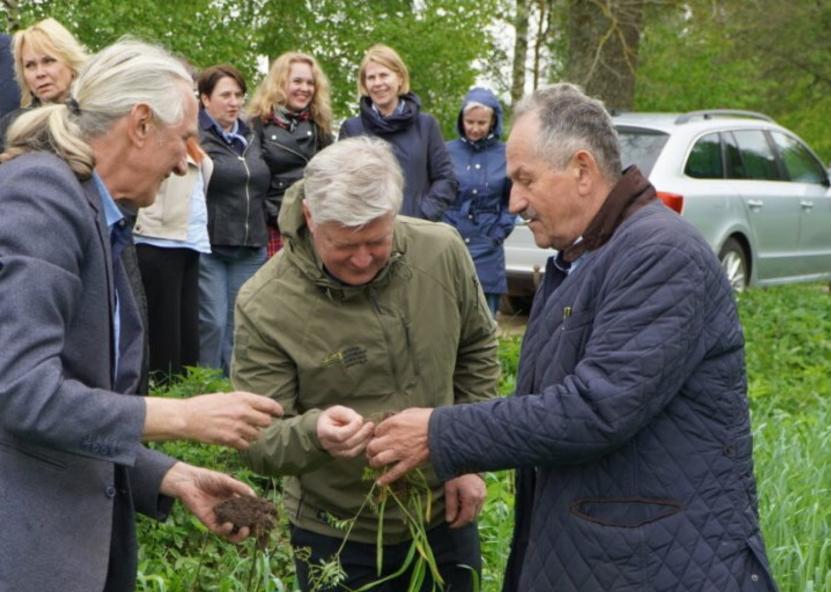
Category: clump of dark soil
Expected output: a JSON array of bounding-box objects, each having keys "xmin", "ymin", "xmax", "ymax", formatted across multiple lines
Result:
[{"xmin": 214, "ymin": 496, "xmax": 277, "ymax": 549}]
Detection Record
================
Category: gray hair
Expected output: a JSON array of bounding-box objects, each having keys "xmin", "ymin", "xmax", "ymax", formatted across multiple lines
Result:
[
  {"xmin": 513, "ymin": 82, "xmax": 622, "ymax": 182},
  {"xmin": 462, "ymin": 101, "xmax": 494, "ymax": 116},
  {"xmin": 303, "ymin": 136, "xmax": 404, "ymax": 227},
  {"xmin": 1, "ymin": 39, "xmax": 191, "ymax": 179}
]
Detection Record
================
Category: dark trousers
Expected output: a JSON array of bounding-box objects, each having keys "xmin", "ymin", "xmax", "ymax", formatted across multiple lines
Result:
[
  {"xmin": 136, "ymin": 245, "xmax": 200, "ymax": 382},
  {"xmin": 291, "ymin": 521, "xmax": 481, "ymax": 592}
]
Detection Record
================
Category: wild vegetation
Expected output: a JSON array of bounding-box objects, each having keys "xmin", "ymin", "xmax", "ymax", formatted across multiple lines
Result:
[
  {"xmin": 3, "ymin": 1, "xmax": 829, "ymax": 159},
  {"xmin": 135, "ymin": 283, "xmax": 831, "ymax": 591}
]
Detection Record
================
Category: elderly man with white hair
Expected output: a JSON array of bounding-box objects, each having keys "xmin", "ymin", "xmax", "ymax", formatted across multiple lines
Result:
[
  {"xmin": 0, "ymin": 39, "xmax": 282, "ymax": 591},
  {"xmin": 232, "ymin": 136, "xmax": 499, "ymax": 591}
]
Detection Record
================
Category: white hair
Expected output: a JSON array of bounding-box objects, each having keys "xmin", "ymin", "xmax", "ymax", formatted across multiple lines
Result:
[
  {"xmin": 1, "ymin": 38, "xmax": 191, "ymax": 178},
  {"xmin": 462, "ymin": 101, "xmax": 494, "ymax": 116},
  {"xmin": 303, "ymin": 136, "xmax": 404, "ymax": 227},
  {"xmin": 513, "ymin": 82, "xmax": 622, "ymax": 182}
]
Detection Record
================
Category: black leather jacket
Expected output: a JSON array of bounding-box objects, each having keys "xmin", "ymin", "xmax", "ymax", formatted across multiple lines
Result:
[
  {"xmin": 254, "ymin": 116, "xmax": 332, "ymax": 226},
  {"xmin": 198, "ymin": 111, "xmax": 270, "ymax": 248}
]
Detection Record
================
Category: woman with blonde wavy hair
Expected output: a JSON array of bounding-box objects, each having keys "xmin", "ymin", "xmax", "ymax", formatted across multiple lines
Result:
[
  {"xmin": 249, "ymin": 51, "xmax": 334, "ymax": 256},
  {"xmin": 0, "ymin": 17, "xmax": 87, "ymax": 151}
]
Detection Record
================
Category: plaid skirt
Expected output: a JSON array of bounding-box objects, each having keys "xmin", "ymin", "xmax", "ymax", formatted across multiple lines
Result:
[{"xmin": 267, "ymin": 225, "xmax": 284, "ymax": 258}]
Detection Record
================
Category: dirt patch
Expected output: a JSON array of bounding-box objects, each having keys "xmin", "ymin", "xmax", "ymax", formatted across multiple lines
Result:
[{"xmin": 214, "ymin": 496, "xmax": 277, "ymax": 549}]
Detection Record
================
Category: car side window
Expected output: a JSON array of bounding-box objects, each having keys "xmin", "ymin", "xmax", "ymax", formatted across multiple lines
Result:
[
  {"xmin": 684, "ymin": 132, "xmax": 723, "ymax": 179},
  {"xmin": 730, "ymin": 130, "xmax": 782, "ymax": 181},
  {"xmin": 723, "ymin": 132, "xmax": 747, "ymax": 179},
  {"xmin": 769, "ymin": 131, "xmax": 828, "ymax": 185}
]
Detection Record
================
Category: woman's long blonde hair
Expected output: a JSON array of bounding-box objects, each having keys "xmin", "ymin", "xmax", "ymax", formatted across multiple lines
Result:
[
  {"xmin": 12, "ymin": 17, "xmax": 88, "ymax": 107},
  {"xmin": 248, "ymin": 51, "xmax": 332, "ymax": 135}
]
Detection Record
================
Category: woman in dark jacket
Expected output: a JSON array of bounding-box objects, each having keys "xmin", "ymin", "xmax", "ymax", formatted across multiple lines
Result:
[
  {"xmin": 197, "ymin": 64, "xmax": 270, "ymax": 374},
  {"xmin": 339, "ymin": 44, "xmax": 457, "ymax": 221},
  {"xmin": 248, "ymin": 51, "xmax": 334, "ymax": 257},
  {"xmin": 444, "ymin": 87, "xmax": 515, "ymax": 317}
]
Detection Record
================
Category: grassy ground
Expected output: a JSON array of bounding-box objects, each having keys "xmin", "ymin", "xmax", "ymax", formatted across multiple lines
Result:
[{"xmin": 137, "ymin": 284, "xmax": 831, "ymax": 591}]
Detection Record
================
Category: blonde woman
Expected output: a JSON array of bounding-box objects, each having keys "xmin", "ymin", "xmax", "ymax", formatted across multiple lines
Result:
[
  {"xmin": 0, "ymin": 17, "xmax": 87, "ymax": 150},
  {"xmin": 339, "ymin": 44, "xmax": 456, "ymax": 221},
  {"xmin": 249, "ymin": 51, "xmax": 334, "ymax": 256}
]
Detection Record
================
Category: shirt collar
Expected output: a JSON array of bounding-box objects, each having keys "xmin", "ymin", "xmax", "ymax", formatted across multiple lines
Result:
[{"xmin": 92, "ymin": 171, "xmax": 124, "ymax": 230}]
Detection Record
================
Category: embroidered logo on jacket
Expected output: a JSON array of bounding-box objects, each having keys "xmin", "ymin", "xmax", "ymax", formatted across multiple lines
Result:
[{"xmin": 321, "ymin": 346, "xmax": 368, "ymax": 368}]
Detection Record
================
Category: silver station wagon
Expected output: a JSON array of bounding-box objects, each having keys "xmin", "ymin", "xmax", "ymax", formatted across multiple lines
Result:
[{"xmin": 505, "ymin": 110, "xmax": 831, "ymax": 308}]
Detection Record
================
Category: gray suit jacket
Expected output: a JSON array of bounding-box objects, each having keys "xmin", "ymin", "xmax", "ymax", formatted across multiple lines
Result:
[{"xmin": 0, "ymin": 152, "xmax": 176, "ymax": 591}]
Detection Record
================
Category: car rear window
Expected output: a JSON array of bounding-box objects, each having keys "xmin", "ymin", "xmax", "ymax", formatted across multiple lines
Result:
[{"xmin": 616, "ymin": 126, "xmax": 670, "ymax": 176}]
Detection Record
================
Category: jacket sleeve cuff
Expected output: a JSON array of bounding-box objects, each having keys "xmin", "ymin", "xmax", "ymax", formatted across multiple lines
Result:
[
  {"xmin": 428, "ymin": 406, "xmax": 461, "ymax": 482},
  {"xmin": 130, "ymin": 445, "xmax": 177, "ymax": 520}
]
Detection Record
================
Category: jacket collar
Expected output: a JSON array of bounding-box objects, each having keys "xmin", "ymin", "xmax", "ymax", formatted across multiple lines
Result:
[{"xmin": 562, "ymin": 166, "xmax": 657, "ymax": 263}]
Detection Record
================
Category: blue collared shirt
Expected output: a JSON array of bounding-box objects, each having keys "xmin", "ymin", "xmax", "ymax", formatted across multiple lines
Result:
[
  {"xmin": 92, "ymin": 172, "xmax": 126, "ymax": 380},
  {"xmin": 203, "ymin": 111, "xmax": 248, "ymax": 153}
]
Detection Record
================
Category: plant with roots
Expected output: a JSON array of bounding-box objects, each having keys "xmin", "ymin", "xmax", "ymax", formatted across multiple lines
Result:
[{"xmin": 301, "ymin": 467, "xmax": 479, "ymax": 592}]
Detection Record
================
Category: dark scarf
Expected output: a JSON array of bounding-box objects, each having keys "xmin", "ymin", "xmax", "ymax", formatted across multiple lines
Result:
[
  {"xmin": 270, "ymin": 106, "xmax": 311, "ymax": 133},
  {"xmin": 562, "ymin": 166, "xmax": 657, "ymax": 263}
]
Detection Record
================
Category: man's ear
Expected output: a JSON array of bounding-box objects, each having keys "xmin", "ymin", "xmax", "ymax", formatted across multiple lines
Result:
[
  {"xmin": 572, "ymin": 149, "xmax": 599, "ymax": 196},
  {"xmin": 126, "ymin": 103, "xmax": 154, "ymax": 147},
  {"xmin": 302, "ymin": 201, "xmax": 316, "ymax": 233}
]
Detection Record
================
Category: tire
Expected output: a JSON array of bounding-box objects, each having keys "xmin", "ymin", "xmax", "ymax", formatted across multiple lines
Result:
[{"xmin": 718, "ymin": 238, "xmax": 749, "ymax": 292}]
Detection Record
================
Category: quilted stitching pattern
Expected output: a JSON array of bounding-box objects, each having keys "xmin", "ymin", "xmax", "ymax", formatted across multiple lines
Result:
[{"xmin": 430, "ymin": 204, "xmax": 778, "ymax": 591}]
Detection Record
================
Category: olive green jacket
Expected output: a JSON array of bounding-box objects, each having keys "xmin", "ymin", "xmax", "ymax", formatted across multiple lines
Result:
[{"xmin": 232, "ymin": 182, "xmax": 499, "ymax": 543}]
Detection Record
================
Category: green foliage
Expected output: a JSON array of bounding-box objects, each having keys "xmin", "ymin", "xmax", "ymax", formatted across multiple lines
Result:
[
  {"xmin": 736, "ymin": 285, "xmax": 831, "ymax": 591},
  {"xmin": 3, "ymin": 1, "xmax": 500, "ymax": 140},
  {"xmin": 636, "ymin": 0, "xmax": 831, "ymax": 162},
  {"xmin": 255, "ymin": 0, "xmax": 499, "ymax": 138}
]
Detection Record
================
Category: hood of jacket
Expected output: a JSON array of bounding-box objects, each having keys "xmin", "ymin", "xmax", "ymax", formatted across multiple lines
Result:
[
  {"xmin": 456, "ymin": 87, "xmax": 503, "ymax": 149},
  {"xmin": 277, "ymin": 180, "xmax": 407, "ymax": 299},
  {"xmin": 357, "ymin": 91, "xmax": 421, "ymax": 136}
]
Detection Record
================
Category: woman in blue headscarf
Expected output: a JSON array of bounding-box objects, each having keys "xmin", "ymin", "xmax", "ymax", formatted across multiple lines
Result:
[{"xmin": 444, "ymin": 87, "xmax": 515, "ymax": 317}]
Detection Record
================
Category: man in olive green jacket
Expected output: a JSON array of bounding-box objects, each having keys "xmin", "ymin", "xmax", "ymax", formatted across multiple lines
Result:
[{"xmin": 232, "ymin": 137, "xmax": 499, "ymax": 591}]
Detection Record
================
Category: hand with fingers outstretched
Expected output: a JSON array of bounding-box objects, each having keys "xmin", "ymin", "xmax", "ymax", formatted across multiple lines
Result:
[{"xmin": 144, "ymin": 391, "xmax": 284, "ymax": 450}]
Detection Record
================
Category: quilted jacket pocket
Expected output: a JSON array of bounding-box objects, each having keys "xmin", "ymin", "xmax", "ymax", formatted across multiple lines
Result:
[{"xmin": 570, "ymin": 496, "xmax": 682, "ymax": 528}]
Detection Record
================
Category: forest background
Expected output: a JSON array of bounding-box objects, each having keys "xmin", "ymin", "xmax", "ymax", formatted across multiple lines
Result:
[{"xmin": 2, "ymin": 0, "xmax": 829, "ymax": 162}]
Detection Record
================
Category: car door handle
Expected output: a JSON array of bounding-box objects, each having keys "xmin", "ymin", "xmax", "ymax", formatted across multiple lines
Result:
[
  {"xmin": 747, "ymin": 199, "xmax": 764, "ymax": 209},
  {"xmin": 800, "ymin": 200, "xmax": 814, "ymax": 209}
]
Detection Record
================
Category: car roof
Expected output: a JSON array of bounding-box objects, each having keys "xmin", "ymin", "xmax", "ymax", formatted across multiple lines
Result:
[{"xmin": 612, "ymin": 111, "xmax": 782, "ymax": 135}]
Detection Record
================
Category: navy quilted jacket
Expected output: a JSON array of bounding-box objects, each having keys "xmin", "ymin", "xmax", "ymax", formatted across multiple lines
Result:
[{"xmin": 429, "ymin": 182, "xmax": 777, "ymax": 590}]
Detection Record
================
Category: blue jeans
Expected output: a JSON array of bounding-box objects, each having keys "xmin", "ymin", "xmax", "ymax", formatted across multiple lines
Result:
[
  {"xmin": 198, "ymin": 246, "xmax": 266, "ymax": 374},
  {"xmin": 484, "ymin": 292, "xmax": 501, "ymax": 318}
]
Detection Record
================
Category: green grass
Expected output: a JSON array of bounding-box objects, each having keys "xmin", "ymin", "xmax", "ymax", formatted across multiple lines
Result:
[{"xmin": 137, "ymin": 284, "xmax": 831, "ymax": 591}]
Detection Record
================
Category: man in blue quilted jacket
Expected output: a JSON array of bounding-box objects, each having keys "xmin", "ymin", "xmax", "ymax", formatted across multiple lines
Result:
[{"xmin": 368, "ymin": 83, "xmax": 778, "ymax": 591}]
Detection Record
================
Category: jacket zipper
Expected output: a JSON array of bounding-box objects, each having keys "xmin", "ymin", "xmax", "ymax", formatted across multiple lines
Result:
[
  {"xmin": 239, "ymin": 143, "xmax": 252, "ymax": 246},
  {"xmin": 368, "ymin": 287, "xmax": 403, "ymax": 393},
  {"xmin": 268, "ymin": 139, "xmax": 311, "ymax": 163}
]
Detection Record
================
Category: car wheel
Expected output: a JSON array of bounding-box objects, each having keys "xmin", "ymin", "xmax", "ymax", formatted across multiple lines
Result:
[{"xmin": 718, "ymin": 238, "xmax": 748, "ymax": 292}]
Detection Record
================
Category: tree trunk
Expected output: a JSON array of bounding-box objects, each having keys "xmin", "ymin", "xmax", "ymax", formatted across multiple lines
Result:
[
  {"xmin": 531, "ymin": 0, "xmax": 551, "ymax": 89},
  {"xmin": 511, "ymin": 0, "xmax": 530, "ymax": 105},
  {"xmin": 565, "ymin": 0, "xmax": 644, "ymax": 111}
]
